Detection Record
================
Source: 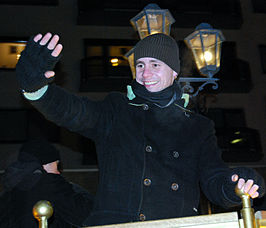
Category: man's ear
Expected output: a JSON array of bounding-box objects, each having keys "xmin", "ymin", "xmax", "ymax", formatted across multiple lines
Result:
[{"xmin": 173, "ymin": 71, "xmax": 178, "ymax": 79}]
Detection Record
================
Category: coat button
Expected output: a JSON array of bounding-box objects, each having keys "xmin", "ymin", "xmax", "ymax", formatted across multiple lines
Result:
[
  {"xmin": 173, "ymin": 151, "xmax": 179, "ymax": 158},
  {"xmin": 139, "ymin": 213, "xmax": 146, "ymax": 221},
  {"xmin": 144, "ymin": 178, "xmax": 152, "ymax": 186},
  {"xmin": 145, "ymin": 145, "xmax": 152, "ymax": 152},
  {"xmin": 171, "ymin": 183, "xmax": 179, "ymax": 191},
  {"xmin": 142, "ymin": 104, "xmax": 149, "ymax": 110}
]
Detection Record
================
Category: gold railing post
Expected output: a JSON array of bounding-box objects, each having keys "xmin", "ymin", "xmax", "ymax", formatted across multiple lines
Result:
[
  {"xmin": 33, "ymin": 200, "xmax": 53, "ymax": 228},
  {"xmin": 235, "ymin": 186, "xmax": 257, "ymax": 228}
]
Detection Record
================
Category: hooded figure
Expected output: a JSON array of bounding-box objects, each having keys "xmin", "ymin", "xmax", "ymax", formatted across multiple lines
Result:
[{"xmin": 0, "ymin": 138, "xmax": 93, "ymax": 228}]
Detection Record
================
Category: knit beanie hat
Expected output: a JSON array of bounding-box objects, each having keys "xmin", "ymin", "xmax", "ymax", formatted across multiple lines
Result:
[
  {"xmin": 134, "ymin": 33, "xmax": 180, "ymax": 74},
  {"xmin": 18, "ymin": 138, "xmax": 60, "ymax": 165}
]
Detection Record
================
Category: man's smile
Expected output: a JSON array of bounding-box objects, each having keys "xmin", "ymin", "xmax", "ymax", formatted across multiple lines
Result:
[{"xmin": 143, "ymin": 81, "xmax": 158, "ymax": 86}]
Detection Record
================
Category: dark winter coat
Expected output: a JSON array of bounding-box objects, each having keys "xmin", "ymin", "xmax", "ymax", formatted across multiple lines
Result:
[
  {"xmin": 28, "ymin": 82, "xmax": 263, "ymax": 226},
  {"xmin": 0, "ymin": 161, "xmax": 93, "ymax": 227}
]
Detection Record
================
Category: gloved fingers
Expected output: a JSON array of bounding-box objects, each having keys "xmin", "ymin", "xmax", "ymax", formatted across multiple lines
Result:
[
  {"xmin": 236, "ymin": 178, "xmax": 253, "ymax": 192},
  {"xmin": 16, "ymin": 32, "xmax": 62, "ymax": 92},
  {"xmin": 33, "ymin": 33, "xmax": 43, "ymax": 42},
  {"xmin": 51, "ymin": 43, "xmax": 63, "ymax": 57},
  {"xmin": 237, "ymin": 178, "xmax": 245, "ymax": 189},
  {"xmin": 39, "ymin": 32, "xmax": 52, "ymax": 46},
  {"xmin": 231, "ymin": 174, "xmax": 239, "ymax": 182},
  {"xmin": 242, "ymin": 179, "xmax": 254, "ymax": 192},
  {"xmin": 249, "ymin": 184, "xmax": 259, "ymax": 198},
  {"xmin": 37, "ymin": 33, "xmax": 62, "ymax": 68},
  {"xmin": 236, "ymin": 178, "xmax": 260, "ymax": 198},
  {"xmin": 47, "ymin": 34, "xmax": 60, "ymax": 50},
  {"xmin": 45, "ymin": 71, "xmax": 55, "ymax": 78},
  {"xmin": 21, "ymin": 36, "xmax": 42, "ymax": 59}
]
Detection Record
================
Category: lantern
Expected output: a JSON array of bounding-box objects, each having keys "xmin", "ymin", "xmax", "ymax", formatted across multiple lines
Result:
[
  {"xmin": 184, "ymin": 23, "xmax": 225, "ymax": 78},
  {"xmin": 130, "ymin": 3, "xmax": 175, "ymax": 40}
]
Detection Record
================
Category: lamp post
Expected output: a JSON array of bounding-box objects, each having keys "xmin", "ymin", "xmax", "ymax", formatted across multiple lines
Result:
[{"xmin": 126, "ymin": 3, "xmax": 175, "ymax": 77}]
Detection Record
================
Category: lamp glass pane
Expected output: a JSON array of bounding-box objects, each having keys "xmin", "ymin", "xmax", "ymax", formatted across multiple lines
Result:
[
  {"xmin": 136, "ymin": 13, "xmax": 164, "ymax": 39},
  {"xmin": 215, "ymin": 38, "xmax": 222, "ymax": 68},
  {"xmin": 148, "ymin": 13, "xmax": 163, "ymax": 35},
  {"xmin": 191, "ymin": 47, "xmax": 205, "ymax": 71},
  {"xmin": 135, "ymin": 15, "xmax": 149, "ymax": 39},
  {"xmin": 164, "ymin": 23, "xmax": 171, "ymax": 35}
]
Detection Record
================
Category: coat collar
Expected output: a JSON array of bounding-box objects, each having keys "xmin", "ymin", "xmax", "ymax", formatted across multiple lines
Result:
[{"xmin": 127, "ymin": 80, "xmax": 190, "ymax": 109}]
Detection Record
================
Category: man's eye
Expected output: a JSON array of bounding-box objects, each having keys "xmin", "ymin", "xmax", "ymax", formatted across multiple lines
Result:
[
  {"xmin": 153, "ymin": 63, "xmax": 160, "ymax": 68},
  {"xmin": 136, "ymin": 64, "xmax": 144, "ymax": 68}
]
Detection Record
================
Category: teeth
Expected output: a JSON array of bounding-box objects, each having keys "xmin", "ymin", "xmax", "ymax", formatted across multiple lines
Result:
[{"xmin": 144, "ymin": 81, "xmax": 157, "ymax": 85}]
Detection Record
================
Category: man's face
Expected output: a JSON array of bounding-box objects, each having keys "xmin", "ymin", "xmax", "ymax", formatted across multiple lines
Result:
[
  {"xmin": 135, "ymin": 57, "xmax": 177, "ymax": 92},
  {"xmin": 43, "ymin": 160, "xmax": 60, "ymax": 174}
]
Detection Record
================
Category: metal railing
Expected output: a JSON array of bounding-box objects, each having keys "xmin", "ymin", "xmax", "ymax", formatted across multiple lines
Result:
[{"xmin": 32, "ymin": 185, "xmax": 266, "ymax": 228}]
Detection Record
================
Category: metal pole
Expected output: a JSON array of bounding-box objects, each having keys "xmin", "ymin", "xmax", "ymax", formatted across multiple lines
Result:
[{"xmin": 33, "ymin": 200, "xmax": 53, "ymax": 228}]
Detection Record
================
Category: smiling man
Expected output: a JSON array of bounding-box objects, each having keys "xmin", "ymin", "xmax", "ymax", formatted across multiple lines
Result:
[
  {"xmin": 14, "ymin": 32, "xmax": 265, "ymax": 226},
  {"xmin": 136, "ymin": 57, "xmax": 177, "ymax": 92},
  {"xmin": 135, "ymin": 33, "xmax": 179, "ymax": 93}
]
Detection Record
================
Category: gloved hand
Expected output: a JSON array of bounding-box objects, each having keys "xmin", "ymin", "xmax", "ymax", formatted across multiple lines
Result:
[
  {"xmin": 16, "ymin": 35, "xmax": 61, "ymax": 92},
  {"xmin": 223, "ymin": 167, "xmax": 265, "ymax": 202}
]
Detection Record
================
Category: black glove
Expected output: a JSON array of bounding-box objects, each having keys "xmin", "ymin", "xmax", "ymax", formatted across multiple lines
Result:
[
  {"xmin": 16, "ymin": 36, "xmax": 61, "ymax": 92},
  {"xmin": 223, "ymin": 167, "xmax": 265, "ymax": 202}
]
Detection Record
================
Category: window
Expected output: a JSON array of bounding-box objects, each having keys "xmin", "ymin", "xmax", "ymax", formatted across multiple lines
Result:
[
  {"xmin": 251, "ymin": 0, "xmax": 266, "ymax": 13},
  {"xmin": 80, "ymin": 39, "xmax": 137, "ymax": 92},
  {"xmin": 0, "ymin": 38, "xmax": 27, "ymax": 70},
  {"xmin": 205, "ymin": 108, "xmax": 263, "ymax": 162}
]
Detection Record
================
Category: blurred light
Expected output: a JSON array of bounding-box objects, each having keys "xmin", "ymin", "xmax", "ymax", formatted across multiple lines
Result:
[
  {"xmin": 110, "ymin": 58, "xmax": 119, "ymax": 63},
  {"xmin": 202, "ymin": 51, "xmax": 213, "ymax": 62},
  {"xmin": 230, "ymin": 138, "xmax": 244, "ymax": 144},
  {"xmin": 110, "ymin": 58, "xmax": 119, "ymax": 67}
]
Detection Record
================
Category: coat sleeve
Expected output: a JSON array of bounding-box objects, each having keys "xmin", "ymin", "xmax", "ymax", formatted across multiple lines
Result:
[
  {"xmin": 29, "ymin": 84, "xmax": 114, "ymax": 140},
  {"xmin": 45, "ymin": 174, "xmax": 94, "ymax": 227},
  {"xmin": 198, "ymin": 119, "xmax": 265, "ymax": 208},
  {"xmin": 197, "ymin": 118, "xmax": 242, "ymax": 208}
]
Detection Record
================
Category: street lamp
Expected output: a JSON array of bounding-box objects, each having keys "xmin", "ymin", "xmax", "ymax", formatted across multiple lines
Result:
[
  {"xmin": 130, "ymin": 3, "xmax": 175, "ymax": 40},
  {"xmin": 126, "ymin": 3, "xmax": 175, "ymax": 77},
  {"xmin": 181, "ymin": 23, "xmax": 225, "ymax": 96},
  {"xmin": 184, "ymin": 23, "xmax": 225, "ymax": 78}
]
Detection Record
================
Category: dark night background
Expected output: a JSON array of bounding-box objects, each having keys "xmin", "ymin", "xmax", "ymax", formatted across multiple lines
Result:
[{"xmin": 0, "ymin": 0, "xmax": 266, "ymax": 216}]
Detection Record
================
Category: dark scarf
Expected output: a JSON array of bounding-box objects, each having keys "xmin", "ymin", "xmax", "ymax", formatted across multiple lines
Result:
[{"xmin": 131, "ymin": 80, "xmax": 183, "ymax": 108}]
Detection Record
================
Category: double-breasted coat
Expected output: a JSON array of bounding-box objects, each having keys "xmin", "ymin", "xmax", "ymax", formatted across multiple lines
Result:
[{"xmin": 30, "ymin": 82, "xmax": 245, "ymax": 226}]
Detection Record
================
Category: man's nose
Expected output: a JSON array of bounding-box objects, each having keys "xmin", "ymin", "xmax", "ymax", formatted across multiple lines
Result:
[{"xmin": 143, "ymin": 66, "xmax": 152, "ymax": 78}]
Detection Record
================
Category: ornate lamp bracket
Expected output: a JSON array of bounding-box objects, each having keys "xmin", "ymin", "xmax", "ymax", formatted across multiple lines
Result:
[{"xmin": 179, "ymin": 77, "xmax": 219, "ymax": 97}]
